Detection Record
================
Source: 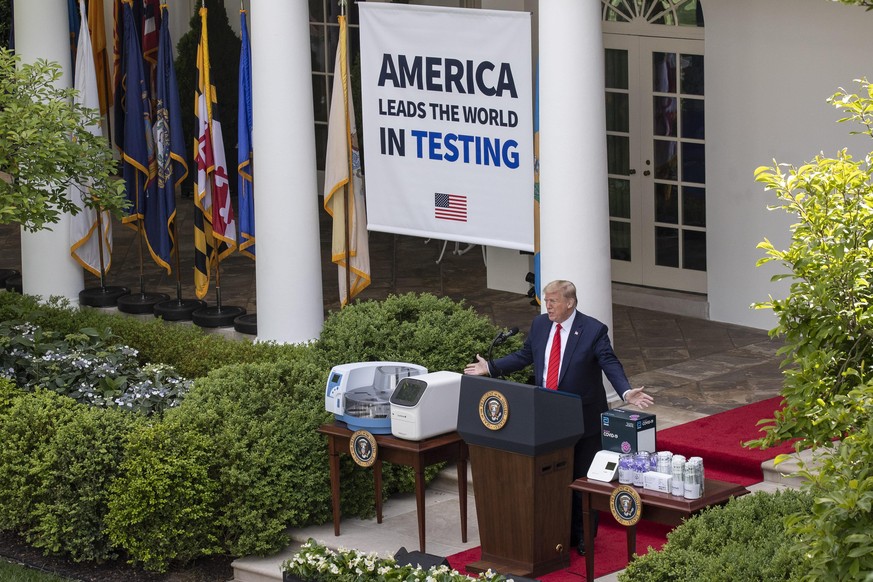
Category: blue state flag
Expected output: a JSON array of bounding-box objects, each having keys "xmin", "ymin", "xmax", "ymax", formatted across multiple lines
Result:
[
  {"xmin": 144, "ymin": 4, "xmax": 187, "ymax": 273},
  {"xmin": 67, "ymin": 0, "xmax": 80, "ymax": 74},
  {"xmin": 237, "ymin": 7, "xmax": 255, "ymax": 259},
  {"xmin": 533, "ymin": 65, "xmax": 541, "ymax": 305},
  {"xmin": 118, "ymin": 2, "xmax": 155, "ymax": 241}
]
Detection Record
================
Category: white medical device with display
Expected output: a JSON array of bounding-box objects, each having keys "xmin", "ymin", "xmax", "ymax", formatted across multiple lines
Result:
[
  {"xmin": 587, "ymin": 450, "xmax": 622, "ymax": 483},
  {"xmin": 325, "ymin": 362, "xmax": 427, "ymax": 434},
  {"xmin": 389, "ymin": 371, "xmax": 462, "ymax": 441}
]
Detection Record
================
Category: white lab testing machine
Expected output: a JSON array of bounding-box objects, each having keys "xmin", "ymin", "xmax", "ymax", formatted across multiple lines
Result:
[{"xmin": 390, "ymin": 370, "xmax": 463, "ymax": 441}]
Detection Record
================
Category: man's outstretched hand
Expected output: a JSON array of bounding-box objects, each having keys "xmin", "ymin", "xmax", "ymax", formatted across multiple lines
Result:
[
  {"xmin": 464, "ymin": 354, "xmax": 489, "ymax": 376},
  {"xmin": 624, "ymin": 387, "xmax": 653, "ymax": 408}
]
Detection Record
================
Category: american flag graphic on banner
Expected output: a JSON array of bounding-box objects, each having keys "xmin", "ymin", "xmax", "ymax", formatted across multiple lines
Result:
[{"xmin": 434, "ymin": 193, "xmax": 468, "ymax": 222}]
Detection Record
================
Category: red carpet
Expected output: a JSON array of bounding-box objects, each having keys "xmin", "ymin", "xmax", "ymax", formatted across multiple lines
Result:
[
  {"xmin": 447, "ymin": 517, "xmax": 671, "ymax": 580},
  {"xmin": 447, "ymin": 397, "xmax": 792, "ymax": 579},
  {"xmin": 656, "ymin": 396, "xmax": 795, "ymax": 486}
]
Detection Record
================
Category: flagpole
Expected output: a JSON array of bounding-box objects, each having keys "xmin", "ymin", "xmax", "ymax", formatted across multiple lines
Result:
[
  {"xmin": 172, "ymin": 219, "xmax": 182, "ymax": 301},
  {"xmin": 102, "ymin": 53, "xmax": 113, "ymax": 139},
  {"xmin": 207, "ymin": 0, "xmax": 224, "ymax": 313},
  {"xmin": 340, "ymin": 1, "xmax": 352, "ymax": 307},
  {"xmin": 214, "ymin": 239, "xmax": 223, "ymax": 310},
  {"xmin": 135, "ymin": 179, "xmax": 146, "ymax": 295},
  {"xmin": 95, "ymin": 207, "xmax": 107, "ymax": 288}
]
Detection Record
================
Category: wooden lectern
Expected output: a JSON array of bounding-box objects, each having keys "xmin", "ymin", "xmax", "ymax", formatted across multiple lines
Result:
[{"xmin": 457, "ymin": 375, "xmax": 584, "ymax": 578}]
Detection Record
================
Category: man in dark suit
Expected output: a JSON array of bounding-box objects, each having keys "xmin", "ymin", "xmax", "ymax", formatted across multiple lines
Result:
[{"xmin": 464, "ymin": 279, "xmax": 653, "ymax": 555}]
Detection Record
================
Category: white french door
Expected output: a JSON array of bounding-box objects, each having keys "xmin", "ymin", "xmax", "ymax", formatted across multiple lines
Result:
[{"xmin": 605, "ymin": 34, "xmax": 706, "ymax": 293}]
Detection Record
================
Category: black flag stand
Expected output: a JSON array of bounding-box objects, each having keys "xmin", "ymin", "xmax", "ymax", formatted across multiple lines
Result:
[
  {"xmin": 192, "ymin": 248, "xmax": 245, "ymax": 328},
  {"xmin": 154, "ymin": 219, "xmax": 206, "ymax": 320},
  {"xmin": 0, "ymin": 175, "xmax": 18, "ymax": 289},
  {"xmin": 79, "ymin": 209, "xmax": 131, "ymax": 307},
  {"xmin": 0, "ymin": 268, "xmax": 21, "ymax": 293}
]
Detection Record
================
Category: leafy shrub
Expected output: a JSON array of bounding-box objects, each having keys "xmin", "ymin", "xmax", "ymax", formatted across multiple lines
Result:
[
  {"xmin": 105, "ymin": 417, "xmax": 222, "ymax": 572},
  {"xmin": 0, "ymin": 320, "xmax": 192, "ymax": 414},
  {"xmin": 27, "ymin": 405, "xmax": 144, "ymax": 562},
  {"xmin": 170, "ymin": 358, "xmax": 336, "ymax": 557},
  {"xmin": 752, "ymin": 79, "xmax": 873, "ymax": 580},
  {"xmin": 0, "ymin": 390, "xmax": 78, "ymax": 531},
  {"xmin": 0, "ymin": 292, "xmax": 304, "ymax": 379},
  {"xmin": 316, "ymin": 292, "xmax": 523, "ymax": 379},
  {"xmin": 788, "ymin": 416, "xmax": 873, "ymax": 581},
  {"xmin": 0, "ymin": 376, "xmax": 18, "ymax": 412},
  {"xmin": 620, "ymin": 489, "xmax": 812, "ymax": 582}
]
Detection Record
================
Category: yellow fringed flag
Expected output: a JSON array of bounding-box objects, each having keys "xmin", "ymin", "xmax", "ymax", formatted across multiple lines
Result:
[{"xmin": 323, "ymin": 14, "xmax": 371, "ymax": 306}]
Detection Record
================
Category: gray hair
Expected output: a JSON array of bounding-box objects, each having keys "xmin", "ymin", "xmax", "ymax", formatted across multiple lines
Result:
[{"xmin": 543, "ymin": 280, "xmax": 577, "ymax": 306}]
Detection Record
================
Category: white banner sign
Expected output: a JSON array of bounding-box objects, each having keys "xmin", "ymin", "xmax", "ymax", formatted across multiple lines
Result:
[{"xmin": 359, "ymin": 3, "xmax": 534, "ymax": 252}]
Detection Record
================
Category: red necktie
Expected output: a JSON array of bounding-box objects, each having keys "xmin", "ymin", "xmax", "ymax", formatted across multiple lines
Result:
[{"xmin": 546, "ymin": 323, "xmax": 562, "ymax": 390}]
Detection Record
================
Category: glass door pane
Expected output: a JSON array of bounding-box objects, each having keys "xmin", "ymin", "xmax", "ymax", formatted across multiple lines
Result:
[
  {"xmin": 604, "ymin": 39, "xmax": 642, "ymax": 283},
  {"xmin": 641, "ymin": 38, "xmax": 706, "ymax": 291}
]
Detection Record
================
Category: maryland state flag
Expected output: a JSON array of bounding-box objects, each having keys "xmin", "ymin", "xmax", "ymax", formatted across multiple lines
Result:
[
  {"xmin": 144, "ymin": 4, "xmax": 186, "ymax": 272},
  {"xmin": 193, "ymin": 5, "xmax": 236, "ymax": 299},
  {"xmin": 237, "ymin": 7, "xmax": 255, "ymax": 259},
  {"xmin": 323, "ymin": 14, "xmax": 370, "ymax": 306},
  {"xmin": 70, "ymin": 0, "xmax": 113, "ymax": 277}
]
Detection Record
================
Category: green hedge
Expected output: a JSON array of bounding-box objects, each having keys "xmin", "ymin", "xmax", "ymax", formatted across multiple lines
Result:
[
  {"xmin": 105, "ymin": 415, "xmax": 223, "ymax": 571},
  {"xmin": 0, "ymin": 389, "xmax": 79, "ymax": 533},
  {"xmin": 0, "ymin": 291, "xmax": 510, "ymax": 572},
  {"xmin": 0, "ymin": 293, "xmax": 306, "ymax": 378},
  {"xmin": 316, "ymin": 292, "xmax": 525, "ymax": 381},
  {"xmin": 0, "ymin": 385, "xmax": 144, "ymax": 563},
  {"xmin": 168, "ymin": 358, "xmax": 334, "ymax": 559},
  {"xmin": 29, "ymin": 404, "xmax": 143, "ymax": 563},
  {"xmin": 620, "ymin": 489, "xmax": 812, "ymax": 582}
]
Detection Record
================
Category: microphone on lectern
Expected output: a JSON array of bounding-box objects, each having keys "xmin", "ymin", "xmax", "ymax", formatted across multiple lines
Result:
[
  {"xmin": 493, "ymin": 327, "xmax": 519, "ymax": 346},
  {"xmin": 486, "ymin": 327, "xmax": 519, "ymax": 379}
]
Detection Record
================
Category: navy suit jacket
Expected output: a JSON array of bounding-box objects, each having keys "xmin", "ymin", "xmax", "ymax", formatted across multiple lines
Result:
[{"xmin": 490, "ymin": 311, "xmax": 631, "ymax": 438}]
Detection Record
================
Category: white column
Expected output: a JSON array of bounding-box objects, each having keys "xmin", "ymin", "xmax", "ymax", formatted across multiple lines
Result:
[
  {"xmin": 538, "ymin": 0, "xmax": 612, "ymax": 329},
  {"xmin": 250, "ymin": 0, "xmax": 325, "ymax": 343},
  {"xmin": 15, "ymin": 0, "xmax": 85, "ymax": 302}
]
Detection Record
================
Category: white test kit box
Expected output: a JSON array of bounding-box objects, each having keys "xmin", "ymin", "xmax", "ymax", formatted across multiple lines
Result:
[{"xmin": 643, "ymin": 471, "xmax": 672, "ymax": 493}]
